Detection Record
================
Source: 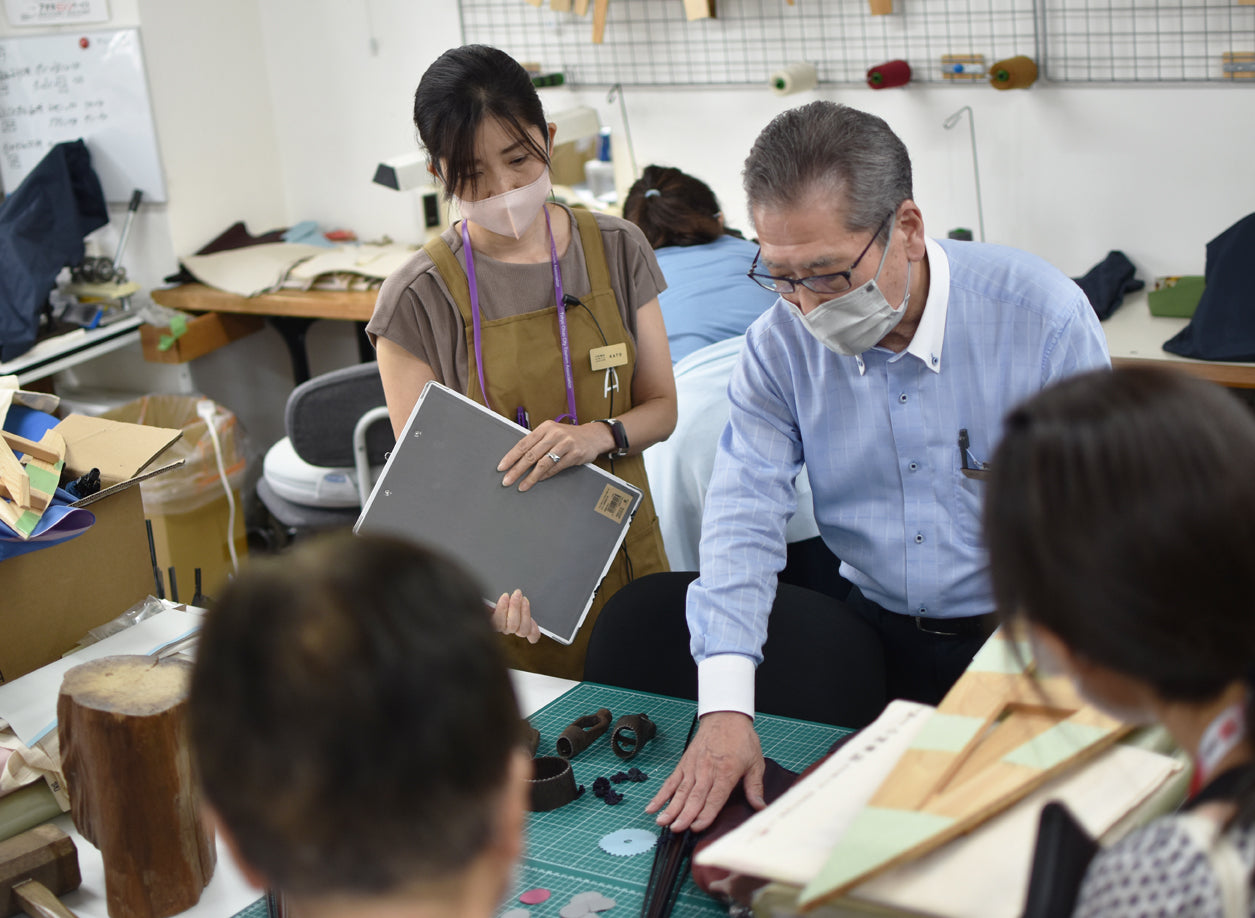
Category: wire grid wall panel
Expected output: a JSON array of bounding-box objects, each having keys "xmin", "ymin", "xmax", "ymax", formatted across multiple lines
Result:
[
  {"xmin": 1042, "ymin": 0, "xmax": 1255, "ymax": 82},
  {"xmin": 459, "ymin": 0, "xmax": 1039, "ymax": 86}
]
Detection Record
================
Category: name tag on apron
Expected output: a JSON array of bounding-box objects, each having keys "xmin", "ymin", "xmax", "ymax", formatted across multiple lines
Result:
[{"xmin": 590, "ymin": 343, "xmax": 628, "ymax": 371}]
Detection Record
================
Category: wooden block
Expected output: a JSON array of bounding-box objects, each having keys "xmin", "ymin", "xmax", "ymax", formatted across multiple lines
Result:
[
  {"xmin": 593, "ymin": 0, "xmax": 608, "ymax": 42},
  {"xmin": 684, "ymin": 0, "xmax": 716, "ymax": 19},
  {"xmin": 574, "ymin": 0, "xmax": 589, "ymax": 12},
  {"xmin": 869, "ymin": 0, "xmax": 893, "ymax": 14},
  {"xmin": 1, "ymin": 430, "xmax": 61, "ymax": 465},
  {"xmin": 59, "ymin": 655, "xmax": 216, "ymax": 918},
  {"xmin": 140, "ymin": 312, "xmax": 265, "ymax": 364},
  {"xmin": 551, "ymin": 0, "xmax": 572, "ymax": 9},
  {"xmin": 942, "ymin": 53, "xmax": 986, "ymax": 80},
  {"xmin": 1223, "ymin": 52, "xmax": 1255, "ymax": 79},
  {"xmin": 523, "ymin": 0, "xmax": 543, "ymax": 7},
  {"xmin": 0, "ymin": 825, "xmax": 82, "ymax": 904},
  {"xmin": 0, "ymin": 441, "xmax": 30, "ymax": 509}
]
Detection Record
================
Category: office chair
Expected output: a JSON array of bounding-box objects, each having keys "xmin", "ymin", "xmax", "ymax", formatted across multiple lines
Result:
[
  {"xmin": 583, "ymin": 571, "xmax": 886, "ymax": 729},
  {"xmin": 256, "ymin": 362, "xmax": 393, "ymax": 541}
]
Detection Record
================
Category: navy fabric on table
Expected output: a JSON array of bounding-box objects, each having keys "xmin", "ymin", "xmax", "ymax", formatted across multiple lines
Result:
[
  {"xmin": 1072, "ymin": 250, "xmax": 1143, "ymax": 321},
  {"xmin": 0, "ymin": 140, "xmax": 109, "ymax": 360},
  {"xmin": 1165, "ymin": 212, "xmax": 1255, "ymax": 361}
]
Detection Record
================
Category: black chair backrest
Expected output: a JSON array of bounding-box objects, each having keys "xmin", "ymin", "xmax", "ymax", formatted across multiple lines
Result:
[{"xmin": 286, "ymin": 363, "xmax": 392, "ymax": 468}]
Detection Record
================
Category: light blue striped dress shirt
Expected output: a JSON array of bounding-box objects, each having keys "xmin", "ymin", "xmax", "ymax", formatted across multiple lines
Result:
[{"xmin": 687, "ymin": 238, "xmax": 1111, "ymax": 710}]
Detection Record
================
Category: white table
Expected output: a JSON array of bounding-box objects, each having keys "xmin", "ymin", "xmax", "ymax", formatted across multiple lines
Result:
[
  {"xmin": 0, "ymin": 315, "xmax": 143, "ymax": 387},
  {"xmin": 1102, "ymin": 290, "xmax": 1255, "ymax": 389},
  {"xmin": 51, "ymin": 670, "xmax": 578, "ymax": 918}
]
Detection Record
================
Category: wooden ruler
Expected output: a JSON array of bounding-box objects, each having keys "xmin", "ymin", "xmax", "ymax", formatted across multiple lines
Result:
[
  {"xmin": 593, "ymin": 0, "xmax": 608, "ymax": 42},
  {"xmin": 1223, "ymin": 52, "xmax": 1255, "ymax": 79},
  {"xmin": 942, "ymin": 53, "xmax": 986, "ymax": 79}
]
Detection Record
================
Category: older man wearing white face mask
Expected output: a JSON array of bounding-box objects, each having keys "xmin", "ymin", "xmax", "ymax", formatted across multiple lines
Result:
[{"xmin": 644, "ymin": 101, "xmax": 1111, "ymax": 835}]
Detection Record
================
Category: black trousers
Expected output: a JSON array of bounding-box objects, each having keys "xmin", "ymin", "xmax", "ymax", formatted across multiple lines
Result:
[
  {"xmin": 584, "ymin": 567, "xmax": 995, "ymax": 728},
  {"xmin": 842, "ymin": 588, "xmax": 996, "ymax": 706}
]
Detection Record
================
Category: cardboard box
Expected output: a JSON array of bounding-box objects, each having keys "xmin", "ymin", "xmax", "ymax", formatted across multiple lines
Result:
[
  {"xmin": 140, "ymin": 312, "xmax": 264, "ymax": 364},
  {"xmin": 147, "ymin": 487, "xmax": 247, "ymax": 603},
  {"xmin": 1149, "ymin": 275, "xmax": 1206, "ymax": 318},
  {"xmin": 0, "ymin": 415, "xmax": 182, "ymax": 683}
]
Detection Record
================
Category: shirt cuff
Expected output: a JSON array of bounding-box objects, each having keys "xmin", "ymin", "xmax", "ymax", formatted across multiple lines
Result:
[{"xmin": 697, "ymin": 654, "xmax": 756, "ymax": 719}]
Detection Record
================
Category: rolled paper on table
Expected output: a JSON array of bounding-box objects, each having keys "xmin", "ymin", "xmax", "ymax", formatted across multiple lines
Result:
[
  {"xmin": 770, "ymin": 61, "xmax": 818, "ymax": 96},
  {"xmin": 556, "ymin": 707, "xmax": 612, "ymax": 757},
  {"xmin": 990, "ymin": 55, "xmax": 1038, "ymax": 90},
  {"xmin": 867, "ymin": 59, "xmax": 911, "ymax": 89}
]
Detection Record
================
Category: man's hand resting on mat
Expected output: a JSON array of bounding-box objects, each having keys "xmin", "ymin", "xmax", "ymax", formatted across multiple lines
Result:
[{"xmin": 645, "ymin": 711, "xmax": 766, "ymax": 832}]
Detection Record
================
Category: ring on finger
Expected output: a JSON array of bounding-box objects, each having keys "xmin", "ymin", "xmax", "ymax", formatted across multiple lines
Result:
[{"xmin": 547, "ymin": 451, "xmax": 561, "ymax": 464}]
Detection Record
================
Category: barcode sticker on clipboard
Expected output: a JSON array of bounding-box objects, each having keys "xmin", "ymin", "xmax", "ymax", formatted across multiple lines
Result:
[{"xmin": 594, "ymin": 484, "xmax": 632, "ymax": 523}]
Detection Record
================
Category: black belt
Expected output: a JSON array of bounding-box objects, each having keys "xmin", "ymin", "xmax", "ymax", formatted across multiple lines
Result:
[
  {"xmin": 909, "ymin": 612, "xmax": 998, "ymax": 637},
  {"xmin": 847, "ymin": 587, "xmax": 996, "ymax": 638}
]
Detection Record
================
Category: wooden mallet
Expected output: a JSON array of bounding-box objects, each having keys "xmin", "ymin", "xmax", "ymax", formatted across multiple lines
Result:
[{"xmin": 0, "ymin": 824, "xmax": 81, "ymax": 918}]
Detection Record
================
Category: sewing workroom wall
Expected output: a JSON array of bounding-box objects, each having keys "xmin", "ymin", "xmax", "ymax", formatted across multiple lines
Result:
[{"xmin": 3, "ymin": 0, "xmax": 1253, "ymax": 449}]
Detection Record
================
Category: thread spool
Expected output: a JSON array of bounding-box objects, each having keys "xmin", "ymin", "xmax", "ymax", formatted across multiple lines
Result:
[
  {"xmin": 866, "ymin": 59, "xmax": 911, "ymax": 89},
  {"xmin": 990, "ymin": 55, "xmax": 1038, "ymax": 90},
  {"xmin": 771, "ymin": 61, "xmax": 818, "ymax": 96}
]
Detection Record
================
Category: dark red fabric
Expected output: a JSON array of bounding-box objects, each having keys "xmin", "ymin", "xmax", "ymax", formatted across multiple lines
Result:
[{"xmin": 690, "ymin": 733, "xmax": 858, "ymax": 907}]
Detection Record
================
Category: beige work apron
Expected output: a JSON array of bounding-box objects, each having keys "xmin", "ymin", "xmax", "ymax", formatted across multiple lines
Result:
[{"xmin": 423, "ymin": 207, "xmax": 669, "ymax": 679}]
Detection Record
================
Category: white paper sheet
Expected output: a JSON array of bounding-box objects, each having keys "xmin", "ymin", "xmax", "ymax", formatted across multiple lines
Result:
[{"xmin": 0, "ymin": 608, "xmax": 203, "ymax": 746}]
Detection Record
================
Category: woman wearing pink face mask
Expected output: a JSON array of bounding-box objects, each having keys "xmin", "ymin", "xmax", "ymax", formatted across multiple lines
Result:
[{"xmin": 367, "ymin": 44, "xmax": 676, "ymax": 679}]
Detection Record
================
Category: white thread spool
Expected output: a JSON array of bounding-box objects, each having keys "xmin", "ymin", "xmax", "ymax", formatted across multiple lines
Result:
[{"xmin": 770, "ymin": 61, "xmax": 818, "ymax": 96}]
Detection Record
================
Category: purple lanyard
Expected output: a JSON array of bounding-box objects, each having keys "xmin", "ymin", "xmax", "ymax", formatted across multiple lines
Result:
[{"xmin": 461, "ymin": 208, "xmax": 579, "ymax": 424}]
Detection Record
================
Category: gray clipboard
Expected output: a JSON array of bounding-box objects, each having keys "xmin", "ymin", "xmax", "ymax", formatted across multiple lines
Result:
[{"xmin": 354, "ymin": 381, "xmax": 641, "ymax": 645}]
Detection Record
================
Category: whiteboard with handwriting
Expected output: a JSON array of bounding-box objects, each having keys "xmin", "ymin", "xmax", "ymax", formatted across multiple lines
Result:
[{"xmin": 0, "ymin": 28, "xmax": 166, "ymax": 202}]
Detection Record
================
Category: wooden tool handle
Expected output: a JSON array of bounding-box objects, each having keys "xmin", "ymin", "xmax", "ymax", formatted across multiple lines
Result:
[{"xmin": 14, "ymin": 879, "xmax": 80, "ymax": 918}]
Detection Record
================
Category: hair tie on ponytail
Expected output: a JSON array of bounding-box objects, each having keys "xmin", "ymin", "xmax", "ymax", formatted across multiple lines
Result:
[{"xmin": 643, "ymin": 188, "xmax": 661, "ymax": 198}]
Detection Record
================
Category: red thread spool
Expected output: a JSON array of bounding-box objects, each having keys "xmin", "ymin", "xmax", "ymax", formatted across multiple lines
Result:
[{"xmin": 867, "ymin": 59, "xmax": 911, "ymax": 89}]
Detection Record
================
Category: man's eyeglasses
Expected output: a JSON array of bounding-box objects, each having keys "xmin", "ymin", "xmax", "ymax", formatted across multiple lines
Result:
[{"xmin": 747, "ymin": 212, "xmax": 892, "ymax": 297}]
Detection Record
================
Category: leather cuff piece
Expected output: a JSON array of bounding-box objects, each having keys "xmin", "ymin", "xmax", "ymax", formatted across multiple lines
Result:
[
  {"xmin": 611, "ymin": 714, "xmax": 657, "ymax": 760},
  {"xmin": 556, "ymin": 707, "xmax": 612, "ymax": 758},
  {"xmin": 523, "ymin": 721, "xmax": 541, "ymax": 758},
  {"xmin": 528, "ymin": 756, "xmax": 583, "ymax": 812}
]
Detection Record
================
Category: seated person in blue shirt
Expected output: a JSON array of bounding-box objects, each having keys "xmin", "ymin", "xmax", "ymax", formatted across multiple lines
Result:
[
  {"xmin": 645, "ymin": 101, "xmax": 1111, "ymax": 833},
  {"xmin": 188, "ymin": 533, "xmax": 530, "ymax": 918},
  {"xmin": 623, "ymin": 165, "xmax": 778, "ymax": 364}
]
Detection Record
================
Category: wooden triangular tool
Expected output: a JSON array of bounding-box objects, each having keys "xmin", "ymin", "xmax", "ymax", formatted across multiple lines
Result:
[{"xmin": 799, "ymin": 631, "xmax": 1129, "ymax": 909}]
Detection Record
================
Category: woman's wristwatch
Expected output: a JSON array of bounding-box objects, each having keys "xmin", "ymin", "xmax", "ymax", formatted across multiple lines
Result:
[{"xmin": 596, "ymin": 418, "xmax": 630, "ymax": 459}]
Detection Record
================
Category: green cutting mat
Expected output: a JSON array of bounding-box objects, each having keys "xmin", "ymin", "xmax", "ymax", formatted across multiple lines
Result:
[
  {"xmin": 502, "ymin": 682, "xmax": 851, "ymax": 918},
  {"xmin": 230, "ymin": 682, "xmax": 850, "ymax": 918}
]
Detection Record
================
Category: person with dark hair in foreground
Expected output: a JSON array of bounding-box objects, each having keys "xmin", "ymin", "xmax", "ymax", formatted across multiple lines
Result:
[
  {"xmin": 984, "ymin": 367, "xmax": 1255, "ymax": 917},
  {"xmin": 623, "ymin": 165, "xmax": 777, "ymax": 363},
  {"xmin": 188, "ymin": 533, "xmax": 528, "ymax": 918}
]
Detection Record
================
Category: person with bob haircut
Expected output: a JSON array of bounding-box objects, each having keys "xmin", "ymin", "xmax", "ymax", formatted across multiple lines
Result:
[
  {"xmin": 367, "ymin": 44, "xmax": 675, "ymax": 679},
  {"xmin": 188, "ymin": 533, "xmax": 530, "ymax": 918},
  {"xmin": 984, "ymin": 367, "xmax": 1255, "ymax": 917},
  {"xmin": 623, "ymin": 165, "xmax": 777, "ymax": 363}
]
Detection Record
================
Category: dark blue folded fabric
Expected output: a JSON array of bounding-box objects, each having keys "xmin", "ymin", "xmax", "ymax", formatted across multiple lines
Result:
[
  {"xmin": 1165, "ymin": 213, "xmax": 1255, "ymax": 361},
  {"xmin": 1072, "ymin": 250, "xmax": 1144, "ymax": 321},
  {"xmin": 0, "ymin": 140, "xmax": 109, "ymax": 360}
]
